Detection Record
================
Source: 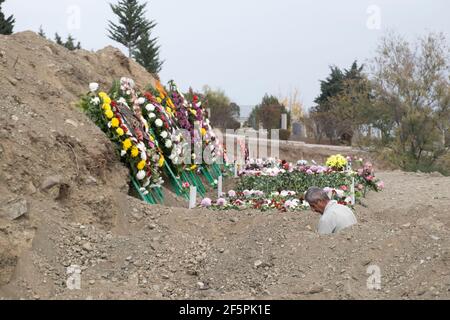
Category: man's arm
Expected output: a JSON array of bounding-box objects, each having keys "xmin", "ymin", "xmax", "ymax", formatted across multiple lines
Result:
[{"xmin": 318, "ymin": 217, "xmax": 335, "ymax": 235}]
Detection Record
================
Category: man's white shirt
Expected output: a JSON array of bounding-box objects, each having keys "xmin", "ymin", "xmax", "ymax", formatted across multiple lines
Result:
[{"xmin": 318, "ymin": 201, "xmax": 357, "ymax": 235}]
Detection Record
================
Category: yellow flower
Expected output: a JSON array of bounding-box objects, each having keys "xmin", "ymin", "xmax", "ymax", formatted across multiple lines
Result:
[
  {"xmin": 201, "ymin": 128, "xmax": 207, "ymax": 137},
  {"xmin": 116, "ymin": 128, "xmax": 124, "ymax": 136},
  {"xmin": 122, "ymin": 139, "xmax": 132, "ymax": 151},
  {"xmin": 137, "ymin": 160, "xmax": 146, "ymax": 171},
  {"xmin": 105, "ymin": 109, "xmax": 114, "ymax": 119},
  {"xmin": 102, "ymin": 103, "xmax": 111, "ymax": 111},
  {"xmin": 111, "ymin": 118, "xmax": 119, "ymax": 128},
  {"xmin": 131, "ymin": 147, "xmax": 139, "ymax": 158},
  {"xmin": 167, "ymin": 99, "xmax": 175, "ymax": 109},
  {"xmin": 156, "ymin": 97, "xmax": 162, "ymax": 104},
  {"xmin": 99, "ymin": 92, "xmax": 111, "ymax": 104},
  {"xmin": 166, "ymin": 107, "xmax": 173, "ymax": 115},
  {"xmin": 158, "ymin": 156, "xmax": 165, "ymax": 168},
  {"xmin": 190, "ymin": 109, "xmax": 197, "ymax": 116},
  {"xmin": 150, "ymin": 135, "xmax": 155, "ymax": 142},
  {"xmin": 326, "ymin": 154, "xmax": 348, "ymax": 170},
  {"xmin": 190, "ymin": 165, "xmax": 197, "ymax": 171}
]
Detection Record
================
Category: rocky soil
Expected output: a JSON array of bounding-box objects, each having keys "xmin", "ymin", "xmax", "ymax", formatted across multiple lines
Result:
[{"xmin": 0, "ymin": 32, "xmax": 449, "ymax": 300}]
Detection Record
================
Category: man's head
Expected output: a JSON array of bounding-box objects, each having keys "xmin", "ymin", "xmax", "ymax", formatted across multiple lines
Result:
[{"xmin": 305, "ymin": 187, "xmax": 331, "ymax": 215}]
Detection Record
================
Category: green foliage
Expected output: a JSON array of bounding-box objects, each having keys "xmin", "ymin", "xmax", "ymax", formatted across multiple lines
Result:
[
  {"xmin": 54, "ymin": 33, "xmax": 81, "ymax": 50},
  {"xmin": 247, "ymin": 94, "xmax": 291, "ymax": 135},
  {"xmin": 0, "ymin": 0, "xmax": 14, "ymax": 35},
  {"xmin": 310, "ymin": 61, "xmax": 368, "ymax": 144},
  {"xmin": 237, "ymin": 171, "xmax": 353, "ymax": 194},
  {"xmin": 38, "ymin": 25, "xmax": 46, "ymax": 38},
  {"xmin": 202, "ymin": 86, "xmax": 241, "ymax": 130},
  {"xmin": 54, "ymin": 33, "xmax": 63, "ymax": 45},
  {"xmin": 369, "ymin": 32, "xmax": 449, "ymax": 174},
  {"xmin": 133, "ymin": 30, "xmax": 163, "ymax": 74},
  {"xmin": 78, "ymin": 95, "xmax": 108, "ymax": 134}
]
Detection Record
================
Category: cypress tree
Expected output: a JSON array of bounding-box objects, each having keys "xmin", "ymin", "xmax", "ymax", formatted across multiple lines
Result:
[
  {"xmin": 107, "ymin": 0, "xmax": 155, "ymax": 58},
  {"xmin": 38, "ymin": 25, "xmax": 46, "ymax": 38},
  {"xmin": 55, "ymin": 33, "xmax": 63, "ymax": 45},
  {"xmin": 0, "ymin": 0, "xmax": 14, "ymax": 35},
  {"xmin": 133, "ymin": 30, "xmax": 163, "ymax": 74}
]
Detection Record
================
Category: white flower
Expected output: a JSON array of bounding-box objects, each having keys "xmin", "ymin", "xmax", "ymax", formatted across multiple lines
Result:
[
  {"xmin": 146, "ymin": 104, "xmax": 155, "ymax": 112},
  {"xmin": 118, "ymin": 97, "xmax": 128, "ymax": 105},
  {"xmin": 136, "ymin": 170, "xmax": 146, "ymax": 180},
  {"xmin": 137, "ymin": 97, "xmax": 146, "ymax": 105},
  {"xmin": 142, "ymin": 191, "xmax": 149, "ymax": 196},
  {"xmin": 172, "ymin": 134, "xmax": 181, "ymax": 142},
  {"xmin": 192, "ymin": 153, "xmax": 197, "ymax": 161},
  {"xmin": 121, "ymin": 150, "xmax": 127, "ymax": 157},
  {"xmin": 90, "ymin": 97, "xmax": 100, "ymax": 105},
  {"xmin": 136, "ymin": 142, "xmax": 146, "ymax": 151},
  {"xmin": 160, "ymin": 131, "xmax": 168, "ymax": 139},
  {"xmin": 141, "ymin": 151, "xmax": 148, "ymax": 161},
  {"xmin": 149, "ymin": 113, "xmax": 156, "ymax": 119},
  {"xmin": 165, "ymin": 140, "xmax": 173, "ymax": 148},
  {"xmin": 89, "ymin": 83, "xmax": 99, "ymax": 92},
  {"xmin": 155, "ymin": 119, "xmax": 163, "ymax": 127}
]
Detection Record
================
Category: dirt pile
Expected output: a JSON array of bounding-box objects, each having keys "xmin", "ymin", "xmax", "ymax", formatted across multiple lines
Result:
[
  {"xmin": 0, "ymin": 32, "xmax": 449, "ymax": 300},
  {"xmin": 0, "ymin": 30, "xmax": 157, "ymax": 286}
]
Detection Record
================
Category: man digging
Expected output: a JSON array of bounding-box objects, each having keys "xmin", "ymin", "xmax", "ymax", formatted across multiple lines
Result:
[{"xmin": 305, "ymin": 187, "xmax": 358, "ymax": 235}]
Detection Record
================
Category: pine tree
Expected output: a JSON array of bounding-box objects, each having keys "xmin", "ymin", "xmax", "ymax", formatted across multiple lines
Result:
[
  {"xmin": 0, "ymin": 0, "xmax": 14, "ymax": 35},
  {"xmin": 133, "ymin": 30, "xmax": 163, "ymax": 74},
  {"xmin": 65, "ymin": 35, "xmax": 76, "ymax": 50},
  {"xmin": 38, "ymin": 25, "xmax": 46, "ymax": 38},
  {"xmin": 107, "ymin": 0, "xmax": 155, "ymax": 58},
  {"xmin": 55, "ymin": 33, "xmax": 63, "ymax": 45}
]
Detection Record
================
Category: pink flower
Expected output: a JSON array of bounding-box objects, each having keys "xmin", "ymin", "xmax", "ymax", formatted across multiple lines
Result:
[
  {"xmin": 377, "ymin": 181, "xmax": 385, "ymax": 190},
  {"xmin": 357, "ymin": 169, "xmax": 364, "ymax": 176},
  {"xmin": 216, "ymin": 198, "xmax": 227, "ymax": 207},
  {"xmin": 228, "ymin": 190, "xmax": 237, "ymax": 198},
  {"xmin": 182, "ymin": 182, "xmax": 190, "ymax": 189},
  {"xmin": 306, "ymin": 169, "xmax": 314, "ymax": 175},
  {"xmin": 341, "ymin": 186, "xmax": 348, "ymax": 192},
  {"xmin": 243, "ymin": 190, "xmax": 252, "ymax": 197},
  {"xmin": 201, "ymin": 198, "xmax": 212, "ymax": 208},
  {"xmin": 357, "ymin": 184, "xmax": 364, "ymax": 191},
  {"xmin": 366, "ymin": 176, "xmax": 374, "ymax": 182}
]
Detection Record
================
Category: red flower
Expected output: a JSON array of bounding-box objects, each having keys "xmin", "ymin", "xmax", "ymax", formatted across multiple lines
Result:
[{"xmin": 111, "ymin": 101, "xmax": 117, "ymax": 107}]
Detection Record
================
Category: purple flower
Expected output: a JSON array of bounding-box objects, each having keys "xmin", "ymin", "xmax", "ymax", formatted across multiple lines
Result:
[{"xmin": 306, "ymin": 169, "xmax": 314, "ymax": 175}]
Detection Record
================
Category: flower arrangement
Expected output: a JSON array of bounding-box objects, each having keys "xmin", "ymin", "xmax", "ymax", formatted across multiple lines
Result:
[
  {"xmin": 79, "ymin": 82, "xmax": 164, "ymax": 194},
  {"xmin": 80, "ymin": 78, "xmax": 225, "ymax": 201},
  {"xmin": 326, "ymin": 154, "xmax": 348, "ymax": 171},
  {"xmin": 200, "ymin": 189, "xmax": 312, "ymax": 212}
]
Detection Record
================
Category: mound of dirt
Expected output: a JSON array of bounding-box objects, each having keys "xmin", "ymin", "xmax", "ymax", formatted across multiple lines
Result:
[
  {"xmin": 0, "ymin": 31, "xmax": 158, "ymax": 286},
  {"xmin": 0, "ymin": 32, "xmax": 449, "ymax": 300}
]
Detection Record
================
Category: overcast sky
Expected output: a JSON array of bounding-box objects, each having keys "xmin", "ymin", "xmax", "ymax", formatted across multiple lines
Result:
[{"xmin": 4, "ymin": 0, "xmax": 450, "ymax": 112}]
